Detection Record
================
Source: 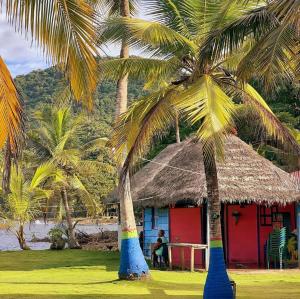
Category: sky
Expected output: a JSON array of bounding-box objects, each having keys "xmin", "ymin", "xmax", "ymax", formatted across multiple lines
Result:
[
  {"xmin": 0, "ymin": 14, "xmax": 123, "ymax": 78},
  {"xmin": 0, "ymin": 14, "xmax": 49, "ymax": 77}
]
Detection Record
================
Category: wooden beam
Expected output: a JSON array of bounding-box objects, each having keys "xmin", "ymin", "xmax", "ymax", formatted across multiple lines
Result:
[{"xmin": 190, "ymin": 247, "xmax": 195, "ymax": 272}]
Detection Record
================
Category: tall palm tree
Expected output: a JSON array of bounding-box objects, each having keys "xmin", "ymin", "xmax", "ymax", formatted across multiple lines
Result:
[
  {"xmin": 98, "ymin": 0, "xmax": 149, "ymax": 279},
  {"xmin": 29, "ymin": 106, "xmax": 99, "ymax": 249},
  {"xmin": 0, "ymin": 162, "xmax": 58, "ymax": 250},
  {"xmin": 0, "ymin": 0, "xmax": 99, "ymax": 189},
  {"xmin": 101, "ymin": 0, "xmax": 300, "ymax": 297}
]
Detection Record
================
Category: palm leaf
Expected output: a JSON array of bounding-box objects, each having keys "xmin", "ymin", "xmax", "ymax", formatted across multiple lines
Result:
[
  {"xmin": 99, "ymin": 57, "xmax": 180, "ymax": 85},
  {"xmin": 3, "ymin": 0, "xmax": 98, "ymax": 106},
  {"xmin": 111, "ymin": 85, "xmax": 179, "ymax": 177},
  {"xmin": 237, "ymin": 24, "xmax": 297, "ymax": 85},
  {"xmin": 100, "ymin": 17, "xmax": 197, "ymax": 56},
  {"xmin": 30, "ymin": 162, "xmax": 58, "ymax": 189},
  {"xmin": 176, "ymin": 75, "xmax": 236, "ymax": 160},
  {"xmin": 0, "ymin": 57, "xmax": 23, "ymax": 152},
  {"xmin": 199, "ymin": 5, "xmax": 277, "ymax": 66},
  {"xmin": 242, "ymin": 84, "xmax": 300, "ymax": 155}
]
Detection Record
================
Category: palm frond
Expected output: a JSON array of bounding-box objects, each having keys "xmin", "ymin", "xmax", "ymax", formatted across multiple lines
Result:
[
  {"xmin": 3, "ymin": 0, "xmax": 98, "ymax": 106},
  {"xmin": 100, "ymin": 17, "xmax": 197, "ymax": 56},
  {"xmin": 99, "ymin": 57, "xmax": 180, "ymax": 85},
  {"xmin": 30, "ymin": 162, "xmax": 58, "ymax": 189},
  {"xmin": 242, "ymin": 84, "xmax": 300, "ymax": 154},
  {"xmin": 0, "ymin": 57, "xmax": 23, "ymax": 152},
  {"xmin": 177, "ymin": 75, "xmax": 236, "ymax": 160},
  {"xmin": 199, "ymin": 5, "xmax": 277, "ymax": 66},
  {"xmin": 237, "ymin": 24, "xmax": 297, "ymax": 85},
  {"xmin": 69, "ymin": 175, "xmax": 98, "ymax": 215},
  {"xmin": 111, "ymin": 85, "xmax": 179, "ymax": 176}
]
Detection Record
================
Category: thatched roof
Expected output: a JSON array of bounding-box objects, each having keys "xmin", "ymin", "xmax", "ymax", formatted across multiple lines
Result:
[{"xmin": 109, "ymin": 135, "xmax": 299, "ymax": 208}]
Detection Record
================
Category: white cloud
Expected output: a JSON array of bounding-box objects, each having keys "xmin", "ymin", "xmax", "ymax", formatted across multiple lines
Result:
[{"xmin": 0, "ymin": 14, "xmax": 48, "ymax": 77}]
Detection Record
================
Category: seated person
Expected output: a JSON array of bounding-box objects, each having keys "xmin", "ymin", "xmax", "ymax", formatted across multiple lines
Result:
[
  {"xmin": 159, "ymin": 230, "xmax": 169, "ymax": 266},
  {"xmin": 152, "ymin": 237, "xmax": 163, "ymax": 267}
]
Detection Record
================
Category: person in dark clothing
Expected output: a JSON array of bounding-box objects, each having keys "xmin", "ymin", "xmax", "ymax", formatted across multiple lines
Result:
[
  {"xmin": 158, "ymin": 230, "xmax": 169, "ymax": 267},
  {"xmin": 139, "ymin": 231, "xmax": 144, "ymax": 251},
  {"xmin": 152, "ymin": 237, "xmax": 163, "ymax": 267}
]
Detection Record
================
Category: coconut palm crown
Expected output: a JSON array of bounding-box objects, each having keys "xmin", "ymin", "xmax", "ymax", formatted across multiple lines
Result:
[{"xmin": 100, "ymin": 0, "xmax": 300, "ymax": 298}]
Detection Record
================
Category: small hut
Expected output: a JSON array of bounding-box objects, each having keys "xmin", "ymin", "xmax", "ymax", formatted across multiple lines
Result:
[{"xmin": 111, "ymin": 135, "xmax": 300, "ymax": 268}]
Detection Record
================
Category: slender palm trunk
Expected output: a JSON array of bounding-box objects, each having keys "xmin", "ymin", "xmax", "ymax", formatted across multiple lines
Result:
[
  {"xmin": 117, "ymin": 0, "xmax": 149, "ymax": 280},
  {"xmin": 2, "ymin": 139, "xmax": 12, "ymax": 195},
  {"xmin": 203, "ymin": 145, "xmax": 233, "ymax": 299},
  {"xmin": 16, "ymin": 224, "xmax": 29, "ymax": 250},
  {"xmin": 61, "ymin": 188, "xmax": 81, "ymax": 249},
  {"xmin": 114, "ymin": 2, "xmax": 130, "ymax": 121}
]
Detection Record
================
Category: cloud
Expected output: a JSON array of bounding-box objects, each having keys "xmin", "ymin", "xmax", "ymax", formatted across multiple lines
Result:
[{"xmin": 0, "ymin": 14, "xmax": 48, "ymax": 77}]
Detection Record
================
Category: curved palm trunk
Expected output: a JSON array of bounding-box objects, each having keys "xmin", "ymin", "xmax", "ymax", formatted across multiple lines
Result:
[
  {"xmin": 203, "ymin": 146, "xmax": 233, "ymax": 299},
  {"xmin": 16, "ymin": 224, "xmax": 29, "ymax": 250},
  {"xmin": 116, "ymin": 0, "xmax": 149, "ymax": 280},
  {"xmin": 61, "ymin": 188, "xmax": 81, "ymax": 249}
]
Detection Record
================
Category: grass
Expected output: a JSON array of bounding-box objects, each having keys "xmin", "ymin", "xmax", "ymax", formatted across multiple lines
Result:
[{"xmin": 0, "ymin": 250, "xmax": 299, "ymax": 298}]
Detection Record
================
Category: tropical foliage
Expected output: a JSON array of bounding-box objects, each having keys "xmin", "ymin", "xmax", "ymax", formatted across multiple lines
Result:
[
  {"xmin": 29, "ymin": 105, "xmax": 105, "ymax": 247},
  {"xmin": 0, "ymin": 162, "xmax": 57, "ymax": 250},
  {"xmin": 0, "ymin": 0, "xmax": 99, "ymax": 155}
]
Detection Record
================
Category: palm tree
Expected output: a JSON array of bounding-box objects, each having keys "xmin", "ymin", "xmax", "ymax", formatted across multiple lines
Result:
[
  {"xmin": 101, "ymin": 0, "xmax": 300, "ymax": 297},
  {"xmin": 0, "ymin": 0, "xmax": 99, "ymax": 191},
  {"xmin": 29, "ymin": 105, "xmax": 99, "ymax": 249},
  {"xmin": 0, "ymin": 162, "xmax": 58, "ymax": 250},
  {"xmin": 99, "ymin": 0, "xmax": 150, "ymax": 279}
]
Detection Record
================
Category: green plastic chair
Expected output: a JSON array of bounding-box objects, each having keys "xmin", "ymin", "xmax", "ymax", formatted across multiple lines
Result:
[{"xmin": 266, "ymin": 227, "xmax": 287, "ymax": 269}]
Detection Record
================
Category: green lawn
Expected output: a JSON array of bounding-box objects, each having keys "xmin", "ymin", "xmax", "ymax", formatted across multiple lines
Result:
[{"xmin": 0, "ymin": 250, "xmax": 299, "ymax": 298}]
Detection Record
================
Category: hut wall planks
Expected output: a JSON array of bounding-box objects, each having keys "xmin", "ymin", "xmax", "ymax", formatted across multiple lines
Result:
[{"xmin": 143, "ymin": 208, "xmax": 169, "ymax": 258}]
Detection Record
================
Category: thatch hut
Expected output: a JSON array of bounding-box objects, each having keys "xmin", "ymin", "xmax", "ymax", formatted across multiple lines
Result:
[
  {"xmin": 129, "ymin": 135, "xmax": 299, "ymax": 207},
  {"xmin": 111, "ymin": 135, "xmax": 300, "ymax": 269}
]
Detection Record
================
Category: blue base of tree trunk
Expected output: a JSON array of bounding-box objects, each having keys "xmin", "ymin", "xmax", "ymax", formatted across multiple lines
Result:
[
  {"xmin": 203, "ymin": 247, "xmax": 233, "ymax": 299},
  {"xmin": 119, "ymin": 237, "xmax": 150, "ymax": 280}
]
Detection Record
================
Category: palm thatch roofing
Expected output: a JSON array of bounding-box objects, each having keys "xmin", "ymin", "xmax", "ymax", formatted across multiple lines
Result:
[{"xmin": 109, "ymin": 135, "xmax": 299, "ymax": 208}]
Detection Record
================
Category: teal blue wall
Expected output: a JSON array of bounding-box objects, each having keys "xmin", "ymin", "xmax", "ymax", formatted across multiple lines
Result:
[{"xmin": 143, "ymin": 208, "xmax": 169, "ymax": 258}]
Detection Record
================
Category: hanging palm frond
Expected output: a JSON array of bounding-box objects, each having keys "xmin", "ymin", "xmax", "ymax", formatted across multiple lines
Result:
[
  {"xmin": 3, "ymin": 0, "xmax": 99, "ymax": 107},
  {"xmin": 0, "ymin": 57, "xmax": 24, "ymax": 152}
]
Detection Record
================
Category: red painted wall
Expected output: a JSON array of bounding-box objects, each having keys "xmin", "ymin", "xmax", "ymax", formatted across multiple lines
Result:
[
  {"xmin": 169, "ymin": 207, "xmax": 203, "ymax": 268},
  {"xmin": 226, "ymin": 204, "xmax": 259, "ymax": 268}
]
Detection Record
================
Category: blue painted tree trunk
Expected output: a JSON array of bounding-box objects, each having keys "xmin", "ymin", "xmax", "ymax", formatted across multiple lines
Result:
[
  {"xmin": 118, "ymin": 173, "xmax": 149, "ymax": 280},
  {"xmin": 119, "ymin": 231, "xmax": 150, "ymax": 279},
  {"xmin": 203, "ymin": 145, "xmax": 233, "ymax": 299},
  {"xmin": 204, "ymin": 243, "xmax": 233, "ymax": 299}
]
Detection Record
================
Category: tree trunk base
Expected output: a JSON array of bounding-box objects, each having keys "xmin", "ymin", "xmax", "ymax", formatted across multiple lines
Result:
[
  {"xmin": 118, "ymin": 237, "xmax": 150, "ymax": 280},
  {"xmin": 204, "ymin": 247, "xmax": 233, "ymax": 299}
]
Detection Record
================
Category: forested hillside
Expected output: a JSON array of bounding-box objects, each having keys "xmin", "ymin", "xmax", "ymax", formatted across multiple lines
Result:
[{"xmin": 15, "ymin": 65, "xmax": 300, "ymax": 174}]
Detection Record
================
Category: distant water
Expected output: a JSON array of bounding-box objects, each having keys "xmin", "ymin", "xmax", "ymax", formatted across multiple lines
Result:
[{"xmin": 0, "ymin": 221, "xmax": 118, "ymax": 251}]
